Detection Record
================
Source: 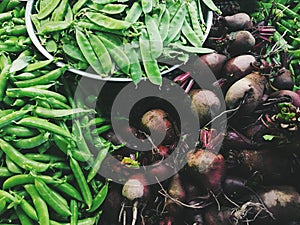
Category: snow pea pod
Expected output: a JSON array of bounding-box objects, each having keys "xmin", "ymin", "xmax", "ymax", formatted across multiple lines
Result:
[
  {"xmin": 37, "ymin": 0, "xmax": 61, "ymax": 19},
  {"xmin": 124, "ymin": 2, "xmax": 142, "ymax": 23},
  {"xmin": 145, "ymin": 14, "xmax": 163, "ymax": 59}
]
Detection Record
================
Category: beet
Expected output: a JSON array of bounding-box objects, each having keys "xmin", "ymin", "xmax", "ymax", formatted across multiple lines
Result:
[
  {"xmin": 273, "ymin": 68, "xmax": 294, "ymax": 90},
  {"xmin": 197, "ymin": 53, "xmax": 228, "ymax": 78},
  {"xmin": 189, "ymin": 89, "xmax": 222, "ymax": 125},
  {"xmin": 221, "ymin": 13, "xmax": 253, "ymax": 31},
  {"xmin": 269, "ymin": 90, "xmax": 300, "ymax": 107},
  {"xmin": 224, "ymin": 54, "xmax": 256, "ymax": 80},
  {"xmin": 227, "ymin": 30, "xmax": 256, "ymax": 56}
]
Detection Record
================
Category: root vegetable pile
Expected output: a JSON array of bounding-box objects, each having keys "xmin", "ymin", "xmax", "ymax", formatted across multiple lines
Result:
[{"xmin": 0, "ymin": 0, "xmax": 299, "ymax": 225}]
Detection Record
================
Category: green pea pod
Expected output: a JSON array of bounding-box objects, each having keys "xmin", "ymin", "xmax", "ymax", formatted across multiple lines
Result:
[
  {"xmin": 6, "ymin": 87, "xmax": 68, "ymax": 103},
  {"xmin": 124, "ymin": 2, "xmax": 142, "ymax": 23},
  {"xmin": 72, "ymin": 0, "xmax": 88, "ymax": 14},
  {"xmin": 75, "ymin": 28, "xmax": 104, "ymax": 75},
  {"xmin": 0, "ymin": 0, "xmax": 10, "ymax": 13},
  {"xmin": 5, "ymin": 0, "xmax": 20, "ymax": 11},
  {"xmin": 91, "ymin": 124, "xmax": 111, "ymax": 135},
  {"xmin": 276, "ymin": 3, "xmax": 299, "ymax": 19},
  {"xmin": 0, "ymin": 138, "xmax": 49, "ymax": 172},
  {"xmin": 34, "ymin": 179, "xmax": 72, "ymax": 217},
  {"xmin": 24, "ymin": 59, "xmax": 53, "ymax": 72},
  {"xmin": 87, "ymin": 145, "xmax": 109, "ymax": 182},
  {"xmin": 139, "ymin": 30, "xmax": 162, "ymax": 85},
  {"xmin": 69, "ymin": 157, "xmax": 93, "ymax": 209},
  {"xmin": 187, "ymin": 1, "xmax": 204, "ymax": 42},
  {"xmin": 51, "ymin": 182, "xmax": 83, "ymax": 202},
  {"xmin": 159, "ymin": 8, "xmax": 170, "ymax": 41},
  {"xmin": 88, "ymin": 33, "xmax": 113, "ymax": 74},
  {"xmin": 14, "ymin": 67, "xmax": 67, "ymax": 88},
  {"xmin": 70, "ymin": 200, "xmax": 78, "ymax": 225},
  {"xmin": 181, "ymin": 19, "xmax": 203, "ymax": 48},
  {"xmin": 0, "ymin": 11, "xmax": 12, "ymax": 22},
  {"xmin": 24, "ymin": 184, "xmax": 49, "ymax": 225},
  {"xmin": 88, "ymin": 3, "xmax": 128, "ymax": 14},
  {"xmin": 65, "ymin": 3, "xmax": 73, "ymax": 22},
  {"xmin": 88, "ymin": 181, "xmax": 109, "ymax": 212},
  {"xmin": 0, "ymin": 53, "xmax": 11, "ymax": 101},
  {"xmin": 0, "ymin": 167, "xmax": 12, "ymax": 177},
  {"xmin": 142, "ymin": 0, "xmax": 152, "ymax": 13},
  {"xmin": 5, "ymin": 25, "xmax": 27, "ymax": 36},
  {"xmin": 63, "ymin": 44, "xmax": 87, "ymax": 63},
  {"xmin": 37, "ymin": 0, "xmax": 61, "ymax": 20},
  {"xmin": 98, "ymin": 34, "xmax": 130, "ymax": 74},
  {"xmin": 77, "ymin": 20, "xmax": 123, "ymax": 35},
  {"xmin": 2, "ymin": 125, "xmax": 38, "ymax": 138},
  {"xmin": 202, "ymin": 0, "xmax": 221, "ymax": 14},
  {"xmin": 0, "ymin": 105, "xmax": 32, "ymax": 129},
  {"xmin": 51, "ymin": 0, "xmax": 68, "ymax": 21},
  {"xmin": 165, "ymin": 3, "xmax": 186, "ymax": 44},
  {"xmin": 171, "ymin": 42, "xmax": 215, "ymax": 53},
  {"xmin": 0, "ymin": 196, "xmax": 7, "ymax": 213},
  {"xmin": 33, "ymin": 106, "xmax": 93, "ymax": 119},
  {"xmin": 39, "ymin": 21, "xmax": 71, "ymax": 34},
  {"xmin": 35, "ymin": 97, "xmax": 71, "ymax": 109},
  {"xmin": 13, "ymin": 132, "xmax": 50, "ymax": 149},
  {"xmin": 15, "ymin": 205, "xmax": 35, "ymax": 225},
  {"xmin": 86, "ymin": 11, "xmax": 130, "ymax": 30},
  {"xmin": 6, "ymin": 156, "xmax": 23, "ymax": 174},
  {"xmin": 25, "ymin": 153, "xmax": 64, "ymax": 162},
  {"xmin": 124, "ymin": 43, "xmax": 143, "ymax": 85},
  {"xmin": 145, "ymin": 14, "xmax": 163, "ymax": 59}
]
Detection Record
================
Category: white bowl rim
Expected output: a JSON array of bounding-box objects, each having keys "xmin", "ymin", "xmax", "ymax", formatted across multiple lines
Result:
[{"xmin": 25, "ymin": 0, "xmax": 213, "ymax": 82}]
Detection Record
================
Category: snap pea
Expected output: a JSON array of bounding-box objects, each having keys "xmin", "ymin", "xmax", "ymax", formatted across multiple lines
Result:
[
  {"xmin": 87, "ymin": 146, "xmax": 109, "ymax": 183},
  {"xmin": 5, "ymin": 156, "xmax": 22, "ymax": 174},
  {"xmin": 0, "ymin": 196, "xmax": 6, "ymax": 213},
  {"xmin": 3, "ymin": 174, "xmax": 35, "ymax": 189},
  {"xmin": 12, "ymin": 72, "xmax": 39, "ymax": 81},
  {"xmin": 0, "ymin": 0, "xmax": 10, "ymax": 13},
  {"xmin": 6, "ymin": 87, "xmax": 68, "ymax": 103},
  {"xmin": 51, "ymin": 0, "xmax": 68, "ymax": 21},
  {"xmin": 0, "ymin": 53, "xmax": 11, "ymax": 101},
  {"xmin": 139, "ymin": 30, "xmax": 162, "ymax": 85},
  {"xmin": 0, "ymin": 44, "xmax": 23, "ymax": 53},
  {"xmin": 13, "ymin": 132, "xmax": 50, "ymax": 149},
  {"xmin": 33, "ymin": 106, "xmax": 93, "ymax": 119},
  {"xmin": 72, "ymin": 0, "xmax": 88, "ymax": 14},
  {"xmin": 145, "ymin": 14, "xmax": 163, "ymax": 59},
  {"xmin": 52, "ymin": 182, "xmax": 83, "ymax": 202},
  {"xmin": 124, "ymin": 2, "xmax": 142, "ymax": 23},
  {"xmin": 142, "ymin": 0, "xmax": 152, "ymax": 13},
  {"xmin": 62, "ymin": 44, "xmax": 87, "ymax": 63},
  {"xmin": 181, "ymin": 19, "xmax": 203, "ymax": 48},
  {"xmin": 0, "ymin": 167, "xmax": 12, "ymax": 177},
  {"xmin": 88, "ymin": 3, "xmax": 127, "ymax": 14},
  {"xmin": 35, "ymin": 179, "xmax": 71, "ymax": 217},
  {"xmin": 75, "ymin": 28, "xmax": 104, "ymax": 75},
  {"xmin": 37, "ymin": 0, "xmax": 61, "ymax": 20},
  {"xmin": 39, "ymin": 21, "xmax": 71, "ymax": 34},
  {"xmin": 0, "ymin": 105, "xmax": 32, "ymax": 129},
  {"xmin": 69, "ymin": 157, "xmax": 92, "ymax": 209},
  {"xmin": 98, "ymin": 34, "xmax": 130, "ymax": 74},
  {"xmin": 34, "ymin": 97, "xmax": 72, "ymax": 109},
  {"xmin": 165, "ymin": 3, "xmax": 186, "ymax": 44},
  {"xmin": 24, "ymin": 184, "xmax": 49, "ymax": 225},
  {"xmin": 76, "ymin": 20, "xmax": 123, "ymax": 35},
  {"xmin": 159, "ymin": 8, "xmax": 170, "ymax": 41},
  {"xmin": 16, "ymin": 117, "xmax": 72, "ymax": 139},
  {"xmin": 86, "ymin": 11, "xmax": 130, "ymax": 30},
  {"xmin": 5, "ymin": 0, "xmax": 20, "ymax": 11},
  {"xmin": 25, "ymin": 153, "xmax": 64, "ymax": 163},
  {"xmin": 70, "ymin": 200, "xmax": 78, "ymax": 225},
  {"xmin": 0, "ymin": 109, "xmax": 14, "ymax": 117},
  {"xmin": 24, "ymin": 59, "xmax": 54, "ymax": 72},
  {"xmin": 202, "ymin": 0, "xmax": 221, "ymax": 14},
  {"xmin": 276, "ymin": 2, "xmax": 300, "ymax": 18},
  {"xmin": 5, "ymin": 25, "xmax": 27, "ymax": 36},
  {"xmin": 65, "ymin": 3, "xmax": 73, "ymax": 22},
  {"xmin": 12, "ymin": 17, "xmax": 25, "ymax": 25},
  {"xmin": 124, "ymin": 43, "xmax": 143, "ymax": 85},
  {"xmin": 15, "ymin": 205, "xmax": 35, "ymax": 225},
  {"xmin": 0, "ymin": 139, "xmax": 50, "ymax": 172},
  {"xmin": 187, "ymin": 1, "xmax": 204, "ymax": 42},
  {"xmin": 88, "ymin": 181, "xmax": 109, "ymax": 212},
  {"xmin": 88, "ymin": 33, "xmax": 112, "ymax": 74},
  {"xmin": 14, "ymin": 67, "xmax": 67, "ymax": 88},
  {"xmin": 91, "ymin": 124, "xmax": 111, "ymax": 135},
  {"xmin": 0, "ymin": 11, "xmax": 12, "ymax": 22}
]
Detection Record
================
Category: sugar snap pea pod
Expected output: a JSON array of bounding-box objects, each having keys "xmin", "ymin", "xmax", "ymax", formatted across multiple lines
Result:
[
  {"xmin": 88, "ymin": 180, "xmax": 109, "ymax": 212},
  {"xmin": 145, "ymin": 14, "xmax": 163, "ymax": 59},
  {"xmin": 51, "ymin": 0, "xmax": 68, "ymax": 21},
  {"xmin": 142, "ymin": 0, "xmax": 152, "ymax": 13},
  {"xmin": 0, "ymin": 11, "xmax": 12, "ymax": 22},
  {"xmin": 72, "ymin": 0, "xmax": 88, "ymax": 14},
  {"xmin": 0, "ymin": 139, "xmax": 49, "ymax": 172},
  {"xmin": 3, "ymin": 174, "xmax": 35, "ymax": 189},
  {"xmin": 25, "ymin": 153, "xmax": 64, "ymax": 162},
  {"xmin": 0, "ymin": 109, "xmax": 14, "ymax": 117},
  {"xmin": 159, "ymin": 8, "xmax": 170, "ymax": 41},
  {"xmin": 34, "ymin": 179, "xmax": 71, "ymax": 217},
  {"xmin": 14, "ymin": 67, "xmax": 67, "ymax": 88},
  {"xmin": 164, "ymin": 3, "xmax": 186, "ymax": 44},
  {"xmin": 15, "ymin": 205, "xmax": 35, "ymax": 225},
  {"xmin": 0, "ymin": 0, "xmax": 10, "ymax": 13},
  {"xmin": 5, "ymin": 25, "xmax": 27, "ymax": 36},
  {"xmin": 16, "ymin": 117, "xmax": 72, "ymax": 138},
  {"xmin": 124, "ymin": 43, "xmax": 143, "ymax": 85},
  {"xmin": 0, "ymin": 105, "xmax": 33, "ymax": 129},
  {"xmin": 33, "ymin": 106, "xmax": 93, "ymax": 119},
  {"xmin": 139, "ymin": 30, "xmax": 162, "ymax": 85},
  {"xmin": 69, "ymin": 157, "xmax": 92, "ymax": 209},
  {"xmin": 39, "ymin": 21, "xmax": 71, "ymax": 34},
  {"xmin": 0, "ymin": 167, "xmax": 12, "ymax": 177},
  {"xmin": 70, "ymin": 200, "xmax": 78, "ymax": 225},
  {"xmin": 76, "ymin": 20, "xmax": 123, "ymax": 35},
  {"xmin": 52, "ymin": 182, "xmax": 83, "ymax": 202},
  {"xmin": 86, "ymin": 11, "xmax": 130, "ymax": 30},
  {"xmin": 88, "ymin": 33, "xmax": 112, "ymax": 74},
  {"xmin": 91, "ymin": 124, "xmax": 111, "ymax": 135},
  {"xmin": 202, "ymin": 0, "xmax": 222, "ymax": 14},
  {"xmin": 6, "ymin": 87, "xmax": 67, "ymax": 103},
  {"xmin": 37, "ymin": 0, "xmax": 61, "ymax": 20},
  {"xmin": 6, "ymin": 156, "xmax": 23, "ymax": 174},
  {"xmin": 98, "ymin": 34, "xmax": 130, "ymax": 74},
  {"xmin": 0, "ymin": 196, "xmax": 7, "ymax": 213},
  {"xmin": 63, "ymin": 44, "xmax": 87, "ymax": 63},
  {"xmin": 12, "ymin": 72, "xmax": 39, "ymax": 81},
  {"xmin": 87, "ymin": 146, "xmax": 109, "ymax": 183},
  {"xmin": 88, "ymin": 3, "xmax": 127, "ymax": 14},
  {"xmin": 0, "ymin": 44, "xmax": 23, "ymax": 53},
  {"xmin": 75, "ymin": 28, "xmax": 104, "ymax": 75},
  {"xmin": 0, "ymin": 53, "xmax": 11, "ymax": 101},
  {"xmin": 181, "ymin": 19, "xmax": 203, "ymax": 48},
  {"xmin": 5, "ymin": 0, "xmax": 20, "ymax": 11},
  {"xmin": 187, "ymin": 1, "xmax": 204, "ymax": 42},
  {"xmin": 24, "ymin": 59, "xmax": 53, "ymax": 72},
  {"xmin": 13, "ymin": 132, "xmax": 50, "ymax": 149},
  {"xmin": 124, "ymin": 2, "xmax": 142, "ymax": 23},
  {"xmin": 276, "ymin": 2, "xmax": 299, "ymax": 18},
  {"xmin": 24, "ymin": 184, "xmax": 49, "ymax": 225}
]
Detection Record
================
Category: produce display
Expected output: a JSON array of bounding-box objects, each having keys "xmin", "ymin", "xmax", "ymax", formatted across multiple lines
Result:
[{"xmin": 0, "ymin": 0, "xmax": 299, "ymax": 225}]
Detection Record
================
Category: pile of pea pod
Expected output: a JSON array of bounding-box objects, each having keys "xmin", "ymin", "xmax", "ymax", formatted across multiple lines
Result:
[
  {"xmin": 251, "ymin": 0, "xmax": 300, "ymax": 89},
  {"xmin": 31, "ymin": 0, "xmax": 222, "ymax": 85},
  {"xmin": 0, "ymin": 1, "xmax": 127, "ymax": 224}
]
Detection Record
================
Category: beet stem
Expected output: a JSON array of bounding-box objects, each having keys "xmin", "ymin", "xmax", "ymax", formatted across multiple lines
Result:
[{"xmin": 132, "ymin": 201, "xmax": 138, "ymax": 225}]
